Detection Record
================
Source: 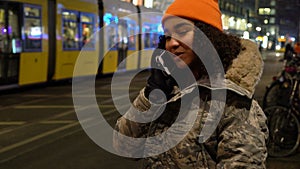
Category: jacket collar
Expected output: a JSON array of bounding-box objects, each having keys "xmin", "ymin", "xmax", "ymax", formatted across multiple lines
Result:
[{"xmin": 178, "ymin": 39, "xmax": 263, "ymax": 99}]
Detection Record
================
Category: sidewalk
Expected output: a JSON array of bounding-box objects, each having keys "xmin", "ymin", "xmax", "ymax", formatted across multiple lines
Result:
[
  {"xmin": 258, "ymin": 50, "xmax": 300, "ymax": 169},
  {"xmin": 267, "ymin": 151, "xmax": 300, "ymax": 169},
  {"xmin": 260, "ymin": 49, "xmax": 284, "ymax": 61}
]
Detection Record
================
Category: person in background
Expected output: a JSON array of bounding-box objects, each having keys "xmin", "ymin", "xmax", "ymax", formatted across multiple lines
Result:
[
  {"xmin": 63, "ymin": 23, "xmax": 75, "ymax": 48},
  {"xmin": 82, "ymin": 23, "xmax": 90, "ymax": 45},
  {"xmin": 258, "ymin": 41, "xmax": 263, "ymax": 52},
  {"xmin": 284, "ymin": 43, "xmax": 294, "ymax": 61},
  {"xmin": 294, "ymin": 41, "xmax": 300, "ymax": 55},
  {"xmin": 113, "ymin": 0, "xmax": 268, "ymax": 168}
]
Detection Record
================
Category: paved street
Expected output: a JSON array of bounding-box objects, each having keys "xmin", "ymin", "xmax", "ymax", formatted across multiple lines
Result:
[{"xmin": 0, "ymin": 50, "xmax": 299, "ymax": 169}]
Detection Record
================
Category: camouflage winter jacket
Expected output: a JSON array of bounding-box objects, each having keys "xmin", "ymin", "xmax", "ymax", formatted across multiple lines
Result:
[{"xmin": 113, "ymin": 39, "xmax": 269, "ymax": 168}]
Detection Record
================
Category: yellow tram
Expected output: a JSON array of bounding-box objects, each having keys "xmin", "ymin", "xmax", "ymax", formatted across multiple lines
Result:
[{"xmin": 0, "ymin": 0, "xmax": 162, "ymax": 90}]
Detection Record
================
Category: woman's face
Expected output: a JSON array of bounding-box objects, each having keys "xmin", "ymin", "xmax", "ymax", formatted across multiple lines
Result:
[{"xmin": 163, "ymin": 17, "xmax": 199, "ymax": 70}]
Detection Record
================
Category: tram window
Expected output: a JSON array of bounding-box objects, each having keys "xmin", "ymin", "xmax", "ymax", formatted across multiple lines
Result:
[
  {"xmin": 117, "ymin": 19, "xmax": 128, "ymax": 50},
  {"xmin": 81, "ymin": 13, "xmax": 93, "ymax": 23},
  {"xmin": 62, "ymin": 10, "xmax": 79, "ymax": 50},
  {"xmin": 127, "ymin": 20, "xmax": 136, "ymax": 50},
  {"xmin": 23, "ymin": 5, "xmax": 42, "ymax": 52},
  {"xmin": 128, "ymin": 34, "xmax": 135, "ymax": 50},
  {"xmin": 144, "ymin": 33, "xmax": 151, "ymax": 48},
  {"xmin": 107, "ymin": 25, "xmax": 117, "ymax": 49},
  {"xmin": 151, "ymin": 33, "xmax": 159, "ymax": 48},
  {"xmin": 80, "ymin": 13, "xmax": 95, "ymax": 48},
  {"xmin": 104, "ymin": 13, "xmax": 118, "ymax": 50},
  {"xmin": 0, "ymin": 6, "xmax": 22, "ymax": 53},
  {"xmin": 62, "ymin": 11, "xmax": 77, "ymax": 21},
  {"xmin": 0, "ymin": 9, "xmax": 7, "ymax": 53},
  {"xmin": 24, "ymin": 5, "xmax": 40, "ymax": 17},
  {"xmin": 142, "ymin": 24, "xmax": 152, "ymax": 49},
  {"xmin": 9, "ymin": 9, "xmax": 21, "ymax": 53}
]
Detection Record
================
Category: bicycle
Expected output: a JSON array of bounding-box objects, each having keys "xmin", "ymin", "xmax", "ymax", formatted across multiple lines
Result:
[
  {"xmin": 263, "ymin": 54, "xmax": 299, "ymax": 109},
  {"xmin": 263, "ymin": 64, "xmax": 300, "ymax": 157},
  {"xmin": 262, "ymin": 70, "xmax": 293, "ymax": 109}
]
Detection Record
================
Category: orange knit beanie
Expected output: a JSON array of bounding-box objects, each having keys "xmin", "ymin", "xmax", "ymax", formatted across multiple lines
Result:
[{"xmin": 162, "ymin": 0, "xmax": 223, "ymax": 31}]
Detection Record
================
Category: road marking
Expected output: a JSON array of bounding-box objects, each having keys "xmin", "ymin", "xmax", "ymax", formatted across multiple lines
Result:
[
  {"xmin": 39, "ymin": 120, "xmax": 75, "ymax": 124},
  {"xmin": 0, "ymin": 128, "xmax": 15, "ymax": 135},
  {"xmin": 101, "ymin": 104, "xmax": 130, "ymax": 116},
  {"xmin": 108, "ymin": 87, "xmax": 143, "ymax": 90},
  {"xmin": 0, "ymin": 108, "xmax": 79, "ymax": 136},
  {"xmin": 69, "ymin": 94, "xmax": 112, "ymax": 98},
  {"xmin": 0, "ymin": 98, "xmax": 48, "ymax": 111},
  {"xmin": 19, "ymin": 94, "xmax": 65, "ymax": 97},
  {"xmin": 0, "ymin": 104, "xmax": 129, "ymax": 154},
  {"xmin": 13, "ymin": 104, "xmax": 117, "ymax": 109},
  {"xmin": 0, "ymin": 125, "xmax": 84, "ymax": 164},
  {"xmin": 19, "ymin": 94, "xmax": 114, "ymax": 98},
  {"xmin": 0, "ymin": 122, "xmax": 79, "ymax": 154},
  {"xmin": 98, "ymin": 105, "xmax": 114, "ymax": 108},
  {"xmin": 14, "ymin": 105, "xmax": 76, "ymax": 109},
  {"xmin": 0, "ymin": 121, "xmax": 26, "ymax": 125}
]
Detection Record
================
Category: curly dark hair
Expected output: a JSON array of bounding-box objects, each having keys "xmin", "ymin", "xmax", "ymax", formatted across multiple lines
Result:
[
  {"xmin": 193, "ymin": 21, "xmax": 242, "ymax": 72},
  {"xmin": 156, "ymin": 21, "xmax": 241, "ymax": 77}
]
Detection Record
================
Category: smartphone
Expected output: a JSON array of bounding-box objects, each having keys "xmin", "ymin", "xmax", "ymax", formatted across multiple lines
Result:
[
  {"xmin": 152, "ymin": 35, "xmax": 176, "ymax": 75},
  {"xmin": 155, "ymin": 50, "xmax": 171, "ymax": 75}
]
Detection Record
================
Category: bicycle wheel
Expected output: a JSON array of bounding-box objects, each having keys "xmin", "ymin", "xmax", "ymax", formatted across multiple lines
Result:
[
  {"xmin": 262, "ymin": 78, "xmax": 293, "ymax": 109},
  {"xmin": 264, "ymin": 106, "xmax": 300, "ymax": 157}
]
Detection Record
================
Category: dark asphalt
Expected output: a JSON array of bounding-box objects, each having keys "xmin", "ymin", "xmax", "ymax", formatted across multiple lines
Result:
[{"xmin": 0, "ymin": 50, "xmax": 299, "ymax": 169}]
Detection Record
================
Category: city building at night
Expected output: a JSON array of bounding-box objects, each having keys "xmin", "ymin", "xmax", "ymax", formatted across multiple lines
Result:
[
  {"xmin": 122, "ymin": 0, "xmax": 300, "ymax": 51},
  {"xmin": 257, "ymin": 0, "xmax": 300, "ymax": 51},
  {"xmin": 256, "ymin": 0, "xmax": 278, "ymax": 50},
  {"xmin": 219, "ymin": 0, "xmax": 259, "ymax": 41}
]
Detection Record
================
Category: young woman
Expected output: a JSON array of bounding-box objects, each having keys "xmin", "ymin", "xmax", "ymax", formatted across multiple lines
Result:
[{"xmin": 113, "ymin": 0, "xmax": 268, "ymax": 168}]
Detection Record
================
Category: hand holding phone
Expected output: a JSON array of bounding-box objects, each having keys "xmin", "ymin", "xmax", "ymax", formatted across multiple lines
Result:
[
  {"xmin": 144, "ymin": 48, "xmax": 177, "ymax": 103},
  {"xmin": 153, "ymin": 47, "xmax": 196, "ymax": 91},
  {"xmin": 153, "ymin": 48, "xmax": 178, "ymax": 75}
]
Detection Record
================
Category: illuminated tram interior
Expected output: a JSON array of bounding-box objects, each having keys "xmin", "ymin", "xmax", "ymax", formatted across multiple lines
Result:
[{"xmin": 0, "ymin": 0, "xmax": 163, "ymax": 91}]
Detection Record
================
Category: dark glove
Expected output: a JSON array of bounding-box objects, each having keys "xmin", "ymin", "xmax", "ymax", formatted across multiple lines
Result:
[{"xmin": 144, "ymin": 48, "xmax": 177, "ymax": 103}]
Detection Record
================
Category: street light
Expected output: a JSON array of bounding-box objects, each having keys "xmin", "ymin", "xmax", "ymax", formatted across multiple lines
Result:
[
  {"xmin": 247, "ymin": 23, "xmax": 252, "ymax": 28},
  {"xmin": 256, "ymin": 27, "xmax": 262, "ymax": 32}
]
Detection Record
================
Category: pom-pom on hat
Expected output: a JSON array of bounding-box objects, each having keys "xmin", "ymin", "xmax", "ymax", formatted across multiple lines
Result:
[{"xmin": 162, "ymin": 0, "xmax": 223, "ymax": 31}]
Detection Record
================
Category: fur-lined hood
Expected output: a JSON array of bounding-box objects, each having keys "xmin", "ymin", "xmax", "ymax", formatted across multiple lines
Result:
[
  {"xmin": 189, "ymin": 39, "xmax": 263, "ymax": 99},
  {"xmin": 224, "ymin": 39, "xmax": 263, "ymax": 98}
]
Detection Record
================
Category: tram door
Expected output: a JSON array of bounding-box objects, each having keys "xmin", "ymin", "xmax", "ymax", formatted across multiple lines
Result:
[{"xmin": 0, "ymin": 3, "xmax": 21, "ymax": 85}]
